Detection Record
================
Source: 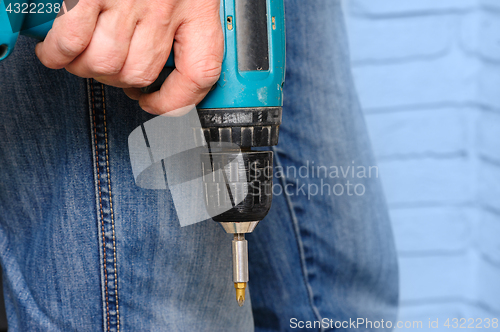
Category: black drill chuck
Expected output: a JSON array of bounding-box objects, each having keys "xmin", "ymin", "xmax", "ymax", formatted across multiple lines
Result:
[{"xmin": 198, "ymin": 107, "xmax": 281, "ymax": 224}]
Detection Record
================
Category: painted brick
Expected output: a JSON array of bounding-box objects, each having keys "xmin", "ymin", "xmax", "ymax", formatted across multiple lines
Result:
[
  {"xmin": 460, "ymin": 11, "xmax": 500, "ymax": 62},
  {"xmin": 352, "ymin": 51, "xmax": 480, "ymax": 111},
  {"xmin": 346, "ymin": 15, "xmax": 454, "ymax": 63},
  {"xmin": 399, "ymin": 254, "xmax": 500, "ymax": 316},
  {"xmin": 344, "ymin": 0, "xmax": 500, "ymax": 321},
  {"xmin": 390, "ymin": 207, "xmax": 472, "ymax": 253},
  {"xmin": 399, "ymin": 254, "xmax": 472, "ymax": 302},
  {"xmin": 480, "ymin": 0, "xmax": 500, "ymax": 9},
  {"xmin": 462, "ymin": 304, "xmax": 500, "ymax": 321},
  {"xmin": 398, "ymin": 303, "xmax": 496, "ymax": 330},
  {"xmin": 477, "ymin": 111, "xmax": 500, "ymax": 164},
  {"xmin": 475, "ymin": 259, "xmax": 500, "ymax": 312},
  {"xmin": 478, "ymin": 160, "xmax": 500, "ymax": 212},
  {"xmin": 346, "ymin": 0, "xmax": 476, "ymax": 16},
  {"xmin": 476, "ymin": 209, "xmax": 500, "ymax": 265},
  {"xmin": 379, "ymin": 157, "xmax": 473, "ymax": 205},
  {"xmin": 365, "ymin": 108, "xmax": 467, "ymax": 159},
  {"xmin": 478, "ymin": 62, "xmax": 500, "ymax": 109}
]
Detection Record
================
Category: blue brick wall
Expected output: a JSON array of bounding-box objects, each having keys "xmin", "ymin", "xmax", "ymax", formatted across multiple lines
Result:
[{"xmin": 343, "ymin": 0, "xmax": 500, "ymax": 327}]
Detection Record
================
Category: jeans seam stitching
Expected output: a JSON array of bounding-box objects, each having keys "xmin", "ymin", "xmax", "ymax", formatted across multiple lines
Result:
[
  {"xmin": 272, "ymin": 147, "xmax": 324, "ymax": 331},
  {"xmin": 101, "ymin": 84, "xmax": 120, "ymax": 331},
  {"xmin": 91, "ymin": 81, "xmax": 111, "ymax": 332}
]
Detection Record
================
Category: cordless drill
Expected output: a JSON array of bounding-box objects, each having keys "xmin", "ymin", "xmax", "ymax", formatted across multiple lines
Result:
[{"xmin": 0, "ymin": 0, "xmax": 285, "ymax": 306}]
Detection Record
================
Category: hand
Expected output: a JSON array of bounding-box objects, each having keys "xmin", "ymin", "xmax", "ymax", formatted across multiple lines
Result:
[{"xmin": 35, "ymin": 0, "xmax": 224, "ymax": 115}]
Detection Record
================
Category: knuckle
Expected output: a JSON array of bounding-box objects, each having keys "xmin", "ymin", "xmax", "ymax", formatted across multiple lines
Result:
[
  {"xmin": 76, "ymin": 0, "xmax": 103, "ymax": 12},
  {"xmin": 147, "ymin": 3, "xmax": 174, "ymax": 27},
  {"xmin": 89, "ymin": 55, "xmax": 125, "ymax": 76},
  {"xmin": 120, "ymin": 68, "xmax": 157, "ymax": 87},
  {"xmin": 56, "ymin": 34, "xmax": 87, "ymax": 58},
  {"xmin": 54, "ymin": 14, "xmax": 92, "ymax": 58},
  {"xmin": 185, "ymin": 57, "xmax": 222, "ymax": 91}
]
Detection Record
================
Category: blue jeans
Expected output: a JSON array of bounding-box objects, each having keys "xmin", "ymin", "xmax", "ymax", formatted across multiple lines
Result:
[{"xmin": 0, "ymin": 0, "xmax": 398, "ymax": 331}]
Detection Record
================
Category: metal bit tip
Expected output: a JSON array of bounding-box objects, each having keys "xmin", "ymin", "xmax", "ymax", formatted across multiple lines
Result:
[{"xmin": 234, "ymin": 282, "xmax": 246, "ymax": 307}]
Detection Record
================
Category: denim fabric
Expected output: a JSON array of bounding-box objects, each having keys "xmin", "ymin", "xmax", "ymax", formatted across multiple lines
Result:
[{"xmin": 0, "ymin": 0, "xmax": 398, "ymax": 331}]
